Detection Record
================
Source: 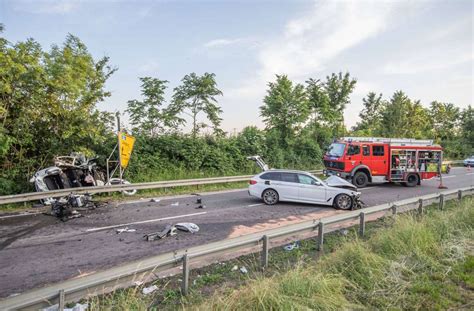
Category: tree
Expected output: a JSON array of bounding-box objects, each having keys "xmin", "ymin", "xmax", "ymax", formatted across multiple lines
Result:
[
  {"xmin": 460, "ymin": 106, "xmax": 474, "ymax": 156},
  {"xmin": 168, "ymin": 72, "xmax": 223, "ymax": 138},
  {"xmin": 324, "ymin": 72, "xmax": 357, "ymax": 135},
  {"xmin": 126, "ymin": 77, "xmax": 178, "ymax": 136},
  {"xmin": 428, "ymin": 101, "xmax": 460, "ymax": 142},
  {"xmin": 352, "ymin": 92, "xmax": 385, "ymax": 135},
  {"xmin": 0, "ymin": 29, "xmax": 115, "ymax": 193},
  {"xmin": 260, "ymin": 75, "xmax": 309, "ymax": 146},
  {"xmin": 306, "ymin": 72, "xmax": 356, "ymax": 137}
]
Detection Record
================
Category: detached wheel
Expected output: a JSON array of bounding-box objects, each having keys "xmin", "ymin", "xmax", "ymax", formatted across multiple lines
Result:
[
  {"xmin": 405, "ymin": 174, "xmax": 419, "ymax": 187},
  {"xmin": 334, "ymin": 194, "xmax": 353, "ymax": 210},
  {"xmin": 352, "ymin": 171, "xmax": 368, "ymax": 188},
  {"xmin": 262, "ymin": 189, "xmax": 279, "ymax": 205}
]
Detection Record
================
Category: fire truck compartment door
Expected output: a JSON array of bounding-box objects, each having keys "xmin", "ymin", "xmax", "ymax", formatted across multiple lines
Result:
[{"xmin": 371, "ymin": 144, "xmax": 389, "ymax": 176}]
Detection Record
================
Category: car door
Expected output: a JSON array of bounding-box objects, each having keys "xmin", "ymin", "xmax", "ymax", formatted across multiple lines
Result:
[
  {"xmin": 297, "ymin": 174, "xmax": 326, "ymax": 203},
  {"xmin": 277, "ymin": 172, "xmax": 300, "ymax": 200},
  {"xmin": 371, "ymin": 144, "xmax": 389, "ymax": 176}
]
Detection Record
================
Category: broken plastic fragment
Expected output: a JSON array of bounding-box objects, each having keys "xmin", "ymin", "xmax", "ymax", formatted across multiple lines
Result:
[
  {"xmin": 142, "ymin": 285, "xmax": 158, "ymax": 295},
  {"xmin": 240, "ymin": 266, "xmax": 248, "ymax": 274},
  {"xmin": 116, "ymin": 227, "xmax": 136, "ymax": 234},
  {"xmin": 171, "ymin": 202, "xmax": 179, "ymax": 206},
  {"xmin": 231, "ymin": 265, "xmax": 238, "ymax": 271},
  {"xmin": 150, "ymin": 198, "xmax": 161, "ymax": 203},
  {"xmin": 175, "ymin": 223, "xmax": 200, "ymax": 233},
  {"xmin": 283, "ymin": 241, "xmax": 300, "ymax": 251}
]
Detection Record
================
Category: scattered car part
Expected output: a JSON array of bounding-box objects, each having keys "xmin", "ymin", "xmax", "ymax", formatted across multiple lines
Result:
[
  {"xmin": 142, "ymin": 285, "xmax": 158, "ymax": 295},
  {"xmin": 239, "ymin": 266, "xmax": 248, "ymax": 274},
  {"xmin": 175, "ymin": 223, "xmax": 200, "ymax": 233},
  {"xmin": 144, "ymin": 224, "xmax": 174, "ymax": 241},
  {"xmin": 283, "ymin": 241, "xmax": 300, "ymax": 251},
  {"xmin": 116, "ymin": 227, "xmax": 136, "ymax": 234},
  {"xmin": 195, "ymin": 204, "xmax": 206, "ymax": 209}
]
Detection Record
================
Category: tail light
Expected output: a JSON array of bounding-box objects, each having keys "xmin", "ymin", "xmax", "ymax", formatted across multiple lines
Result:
[{"xmin": 249, "ymin": 180, "xmax": 257, "ymax": 185}]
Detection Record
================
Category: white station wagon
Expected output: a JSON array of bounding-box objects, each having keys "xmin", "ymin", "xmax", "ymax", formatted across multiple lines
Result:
[{"xmin": 248, "ymin": 169, "xmax": 362, "ymax": 210}]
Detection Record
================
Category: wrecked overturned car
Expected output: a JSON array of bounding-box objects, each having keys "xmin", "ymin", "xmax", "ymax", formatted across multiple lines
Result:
[
  {"xmin": 247, "ymin": 156, "xmax": 364, "ymax": 210},
  {"xmin": 30, "ymin": 153, "xmax": 136, "ymax": 205}
]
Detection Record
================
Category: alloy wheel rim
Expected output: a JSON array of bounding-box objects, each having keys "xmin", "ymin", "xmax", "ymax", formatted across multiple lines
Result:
[{"xmin": 338, "ymin": 195, "xmax": 351, "ymax": 209}]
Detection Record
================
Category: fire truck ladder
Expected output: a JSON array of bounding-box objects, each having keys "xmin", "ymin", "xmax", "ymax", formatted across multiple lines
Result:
[{"xmin": 341, "ymin": 137, "xmax": 436, "ymax": 146}]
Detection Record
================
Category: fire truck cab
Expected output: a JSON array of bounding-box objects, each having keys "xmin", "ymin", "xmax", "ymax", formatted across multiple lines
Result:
[{"xmin": 323, "ymin": 137, "xmax": 443, "ymax": 188}]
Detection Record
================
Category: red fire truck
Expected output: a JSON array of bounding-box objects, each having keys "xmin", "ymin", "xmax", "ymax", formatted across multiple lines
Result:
[{"xmin": 323, "ymin": 137, "xmax": 443, "ymax": 188}]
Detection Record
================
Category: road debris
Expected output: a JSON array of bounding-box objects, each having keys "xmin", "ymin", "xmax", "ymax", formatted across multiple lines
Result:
[
  {"xmin": 171, "ymin": 202, "xmax": 180, "ymax": 206},
  {"xmin": 195, "ymin": 204, "xmax": 206, "ymax": 209},
  {"xmin": 144, "ymin": 224, "xmax": 175, "ymax": 241},
  {"xmin": 196, "ymin": 198, "xmax": 202, "ymax": 204},
  {"xmin": 134, "ymin": 281, "xmax": 144, "ymax": 286},
  {"xmin": 175, "ymin": 222, "xmax": 200, "ymax": 233},
  {"xmin": 231, "ymin": 265, "xmax": 238, "ymax": 271},
  {"xmin": 239, "ymin": 266, "xmax": 248, "ymax": 274},
  {"xmin": 42, "ymin": 303, "xmax": 88, "ymax": 311},
  {"xmin": 116, "ymin": 227, "xmax": 137, "ymax": 234},
  {"xmin": 150, "ymin": 198, "xmax": 161, "ymax": 203},
  {"xmin": 283, "ymin": 241, "xmax": 300, "ymax": 251},
  {"xmin": 142, "ymin": 285, "xmax": 158, "ymax": 295}
]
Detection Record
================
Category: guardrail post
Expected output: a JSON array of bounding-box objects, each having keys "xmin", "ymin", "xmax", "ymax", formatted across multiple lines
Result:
[
  {"xmin": 359, "ymin": 212, "xmax": 365, "ymax": 237},
  {"xmin": 439, "ymin": 194, "xmax": 444, "ymax": 210},
  {"xmin": 181, "ymin": 254, "xmax": 189, "ymax": 296},
  {"xmin": 261, "ymin": 235, "xmax": 269, "ymax": 269},
  {"xmin": 458, "ymin": 190, "xmax": 462, "ymax": 201},
  {"xmin": 418, "ymin": 199, "xmax": 423, "ymax": 216},
  {"xmin": 317, "ymin": 222, "xmax": 324, "ymax": 252},
  {"xmin": 58, "ymin": 289, "xmax": 65, "ymax": 311},
  {"xmin": 391, "ymin": 204, "xmax": 397, "ymax": 216}
]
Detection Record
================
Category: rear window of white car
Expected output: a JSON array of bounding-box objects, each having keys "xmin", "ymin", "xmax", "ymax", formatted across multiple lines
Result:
[{"xmin": 260, "ymin": 172, "xmax": 281, "ymax": 180}]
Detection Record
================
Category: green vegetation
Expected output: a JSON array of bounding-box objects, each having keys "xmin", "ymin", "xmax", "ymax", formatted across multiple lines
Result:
[
  {"xmin": 1, "ymin": 27, "xmax": 473, "ymax": 196},
  {"xmin": 88, "ymin": 197, "xmax": 473, "ymax": 310}
]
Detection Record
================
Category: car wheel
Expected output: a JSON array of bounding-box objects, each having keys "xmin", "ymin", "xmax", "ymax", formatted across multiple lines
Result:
[
  {"xmin": 334, "ymin": 194, "xmax": 353, "ymax": 210},
  {"xmin": 352, "ymin": 171, "xmax": 368, "ymax": 188},
  {"xmin": 262, "ymin": 189, "xmax": 279, "ymax": 205},
  {"xmin": 405, "ymin": 174, "xmax": 419, "ymax": 187}
]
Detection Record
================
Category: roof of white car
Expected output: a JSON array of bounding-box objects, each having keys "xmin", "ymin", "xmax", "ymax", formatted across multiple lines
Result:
[{"xmin": 258, "ymin": 169, "xmax": 313, "ymax": 174}]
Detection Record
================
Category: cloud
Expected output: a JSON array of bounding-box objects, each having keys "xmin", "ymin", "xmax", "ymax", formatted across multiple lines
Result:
[
  {"xmin": 13, "ymin": 0, "xmax": 81, "ymax": 14},
  {"xmin": 203, "ymin": 38, "xmax": 248, "ymax": 48},
  {"xmin": 138, "ymin": 60, "xmax": 160, "ymax": 74},
  {"xmin": 226, "ymin": 0, "xmax": 399, "ymax": 103}
]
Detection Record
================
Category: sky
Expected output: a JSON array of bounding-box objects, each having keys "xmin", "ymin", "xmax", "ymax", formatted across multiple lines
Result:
[{"xmin": 1, "ymin": 0, "xmax": 473, "ymax": 133}]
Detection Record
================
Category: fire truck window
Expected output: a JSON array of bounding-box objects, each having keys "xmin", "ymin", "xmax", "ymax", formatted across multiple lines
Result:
[
  {"xmin": 373, "ymin": 145, "xmax": 385, "ymax": 156},
  {"xmin": 347, "ymin": 145, "xmax": 360, "ymax": 155},
  {"xmin": 363, "ymin": 146, "xmax": 370, "ymax": 156}
]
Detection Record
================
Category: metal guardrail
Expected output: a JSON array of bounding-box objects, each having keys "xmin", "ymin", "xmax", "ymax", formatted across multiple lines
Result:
[
  {"xmin": 0, "ymin": 170, "xmax": 323, "ymax": 205},
  {"xmin": 1, "ymin": 186, "xmax": 472, "ymax": 310}
]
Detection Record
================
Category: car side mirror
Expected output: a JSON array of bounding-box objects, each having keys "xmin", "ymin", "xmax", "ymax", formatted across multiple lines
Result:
[{"xmin": 312, "ymin": 180, "xmax": 321, "ymax": 186}]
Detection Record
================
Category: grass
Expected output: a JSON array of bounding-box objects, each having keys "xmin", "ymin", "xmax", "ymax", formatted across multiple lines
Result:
[{"xmin": 87, "ymin": 197, "xmax": 473, "ymax": 311}]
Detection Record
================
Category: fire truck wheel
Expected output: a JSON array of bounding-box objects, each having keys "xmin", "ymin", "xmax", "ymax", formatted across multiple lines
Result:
[
  {"xmin": 334, "ymin": 194, "xmax": 353, "ymax": 210},
  {"xmin": 405, "ymin": 174, "xmax": 419, "ymax": 187},
  {"xmin": 352, "ymin": 171, "xmax": 368, "ymax": 188}
]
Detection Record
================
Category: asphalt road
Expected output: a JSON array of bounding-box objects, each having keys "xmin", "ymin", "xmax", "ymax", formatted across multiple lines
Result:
[{"xmin": 0, "ymin": 167, "xmax": 472, "ymax": 298}]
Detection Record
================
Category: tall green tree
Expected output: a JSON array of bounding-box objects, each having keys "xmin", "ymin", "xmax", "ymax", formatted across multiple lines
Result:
[
  {"xmin": 126, "ymin": 77, "xmax": 178, "ymax": 136},
  {"xmin": 428, "ymin": 101, "xmax": 460, "ymax": 142},
  {"xmin": 460, "ymin": 106, "xmax": 474, "ymax": 156},
  {"xmin": 260, "ymin": 75, "xmax": 309, "ymax": 146},
  {"xmin": 168, "ymin": 72, "xmax": 223, "ymax": 138},
  {"xmin": 0, "ymin": 28, "xmax": 115, "ymax": 193},
  {"xmin": 352, "ymin": 92, "xmax": 385, "ymax": 135}
]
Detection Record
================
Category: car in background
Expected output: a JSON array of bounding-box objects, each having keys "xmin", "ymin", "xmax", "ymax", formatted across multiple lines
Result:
[
  {"xmin": 463, "ymin": 156, "xmax": 474, "ymax": 167},
  {"xmin": 248, "ymin": 169, "xmax": 362, "ymax": 210}
]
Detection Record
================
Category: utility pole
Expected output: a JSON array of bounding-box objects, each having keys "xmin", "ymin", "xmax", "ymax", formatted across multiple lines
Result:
[{"xmin": 116, "ymin": 112, "xmax": 123, "ymax": 182}]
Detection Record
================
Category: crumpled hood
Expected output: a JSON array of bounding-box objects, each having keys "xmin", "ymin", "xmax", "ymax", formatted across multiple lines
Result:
[{"xmin": 325, "ymin": 175, "xmax": 357, "ymax": 190}]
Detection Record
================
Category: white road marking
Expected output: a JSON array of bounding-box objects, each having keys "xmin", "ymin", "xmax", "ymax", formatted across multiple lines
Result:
[
  {"xmin": 85, "ymin": 212, "xmax": 207, "ymax": 232},
  {"xmin": 0, "ymin": 212, "xmax": 42, "ymax": 219},
  {"xmin": 438, "ymin": 175, "xmax": 456, "ymax": 179},
  {"xmin": 466, "ymin": 172, "xmax": 474, "ymax": 175},
  {"xmin": 247, "ymin": 203, "xmax": 263, "ymax": 207}
]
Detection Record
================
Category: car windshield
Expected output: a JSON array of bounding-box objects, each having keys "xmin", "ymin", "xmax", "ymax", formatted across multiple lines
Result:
[{"xmin": 326, "ymin": 143, "xmax": 346, "ymax": 157}]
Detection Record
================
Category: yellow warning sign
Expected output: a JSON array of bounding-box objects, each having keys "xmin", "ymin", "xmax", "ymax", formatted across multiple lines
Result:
[{"xmin": 118, "ymin": 131, "xmax": 136, "ymax": 168}]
